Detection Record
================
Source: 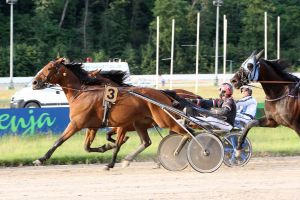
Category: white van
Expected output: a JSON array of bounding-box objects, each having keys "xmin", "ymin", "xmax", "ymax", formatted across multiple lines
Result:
[
  {"xmin": 82, "ymin": 58, "xmax": 130, "ymax": 74},
  {"xmin": 10, "ymin": 59, "xmax": 130, "ymax": 108},
  {"xmin": 10, "ymin": 82, "xmax": 68, "ymax": 108}
]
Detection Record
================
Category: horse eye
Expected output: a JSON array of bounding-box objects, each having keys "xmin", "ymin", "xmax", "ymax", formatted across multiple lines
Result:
[{"xmin": 247, "ymin": 63, "xmax": 254, "ymax": 71}]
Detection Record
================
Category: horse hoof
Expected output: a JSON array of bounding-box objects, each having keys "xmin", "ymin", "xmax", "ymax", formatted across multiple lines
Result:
[
  {"xmin": 103, "ymin": 165, "xmax": 110, "ymax": 171},
  {"xmin": 122, "ymin": 160, "xmax": 131, "ymax": 168},
  {"xmin": 152, "ymin": 163, "xmax": 161, "ymax": 169},
  {"xmin": 33, "ymin": 159, "xmax": 42, "ymax": 166},
  {"xmin": 152, "ymin": 162, "xmax": 161, "ymax": 169}
]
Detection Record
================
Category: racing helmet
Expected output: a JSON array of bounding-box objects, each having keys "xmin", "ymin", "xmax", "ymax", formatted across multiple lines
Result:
[
  {"xmin": 219, "ymin": 83, "xmax": 233, "ymax": 98},
  {"xmin": 240, "ymin": 85, "xmax": 252, "ymax": 95}
]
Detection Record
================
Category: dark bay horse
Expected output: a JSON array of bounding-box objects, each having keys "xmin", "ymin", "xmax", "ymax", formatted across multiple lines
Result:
[
  {"xmin": 32, "ymin": 58, "xmax": 186, "ymax": 169},
  {"xmin": 230, "ymin": 50, "xmax": 300, "ymax": 154}
]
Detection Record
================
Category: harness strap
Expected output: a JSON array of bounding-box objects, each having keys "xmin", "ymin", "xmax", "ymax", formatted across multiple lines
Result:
[
  {"xmin": 102, "ymin": 100, "xmax": 111, "ymax": 127},
  {"xmin": 241, "ymin": 113, "xmax": 254, "ymax": 119},
  {"xmin": 265, "ymin": 82, "xmax": 300, "ymax": 102},
  {"xmin": 248, "ymin": 62, "xmax": 260, "ymax": 81},
  {"xmin": 265, "ymin": 93, "xmax": 289, "ymax": 102},
  {"xmin": 290, "ymin": 81, "xmax": 300, "ymax": 96}
]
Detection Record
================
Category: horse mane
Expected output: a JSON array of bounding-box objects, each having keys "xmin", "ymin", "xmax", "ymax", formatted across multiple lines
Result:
[
  {"xmin": 263, "ymin": 59, "xmax": 300, "ymax": 82},
  {"xmin": 63, "ymin": 63, "xmax": 129, "ymax": 86},
  {"xmin": 64, "ymin": 62, "xmax": 103, "ymax": 85},
  {"xmin": 99, "ymin": 70, "xmax": 130, "ymax": 86}
]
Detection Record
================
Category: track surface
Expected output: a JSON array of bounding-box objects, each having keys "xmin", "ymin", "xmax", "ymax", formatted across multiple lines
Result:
[{"xmin": 1, "ymin": 156, "xmax": 300, "ymax": 200}]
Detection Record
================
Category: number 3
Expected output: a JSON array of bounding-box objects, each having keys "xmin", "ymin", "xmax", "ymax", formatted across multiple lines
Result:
[{"xmin": 104, "ymin": 86, "xmax": 118, "ymax": 103}]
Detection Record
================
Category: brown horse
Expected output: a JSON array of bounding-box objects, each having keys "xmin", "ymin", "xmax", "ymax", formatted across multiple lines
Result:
[
  {"xmin": 87, "ymin": 68, "xmax": 200, "ymax": 145},
  {"xmin": 85, "ymin": 67, "xmax": 199, "ymax": 153},
  {"xmin": 32, "ymin": 58, "xmax": 186, "ymax": 169},
  {"xmin": 230, "ymin": 50, "xmax": 300, "ymax": 154},
  {"xmin": 83, "ymin": 66, "xmax": 201, "ymax": 167}
]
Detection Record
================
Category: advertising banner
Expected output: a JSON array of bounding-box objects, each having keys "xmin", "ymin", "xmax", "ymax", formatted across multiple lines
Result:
[{"xmin": 0, "ymin": 108, "xmax": 70, "ymax": 136}]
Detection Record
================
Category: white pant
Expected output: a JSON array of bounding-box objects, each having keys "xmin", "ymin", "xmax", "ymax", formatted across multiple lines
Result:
[
  {"xmin": 235, "ymin": 113, "xmax": 252, "ymax": 125},
  {"xmin": 191, "ymin": 116, "xmax": 233, "ymax": 131}
]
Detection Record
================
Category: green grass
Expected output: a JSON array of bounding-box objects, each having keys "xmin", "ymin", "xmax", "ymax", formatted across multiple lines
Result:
[
  {"xmin": 0, "ymin": 127, "xmax": 299, "ymax": 167},
  {"xmin": 249, "ymin": 127, "xmax": 300, "ymax": 156},
  {"xmin": 0, "ymin": 129, "xmax": 165, "ymax": 166}
]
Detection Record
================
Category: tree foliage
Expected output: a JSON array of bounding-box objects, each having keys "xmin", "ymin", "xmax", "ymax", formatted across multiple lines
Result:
[{"xmin": 0, "ymin": 0, "xmax": 299, "ymax": 76}]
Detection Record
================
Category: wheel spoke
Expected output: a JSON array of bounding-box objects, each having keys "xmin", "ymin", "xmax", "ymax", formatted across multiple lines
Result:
[{"xmin": 223, "ymin": 133, "xmax": 252, "ymax": 167}]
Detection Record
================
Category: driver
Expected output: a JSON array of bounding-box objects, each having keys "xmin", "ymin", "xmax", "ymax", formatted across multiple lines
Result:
[
  {"xmin": 235, "ymin": 85, "xmax": 257, "ymax": 129},
  {"xmin": 186, "ymin": 82, "xmax": 236, "ymax": 131}
]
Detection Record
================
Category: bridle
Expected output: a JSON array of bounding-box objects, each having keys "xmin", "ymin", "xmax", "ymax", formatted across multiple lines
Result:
[
  {"xmin": 236, "ymin": 67, "xmax": 250, "ymax": 86},
  {"xmin": 37, "ymin": 61, "xmax": 64, "ymax": 87},
  {"xmin": 37, "ymin": 61, "xmax": 108, "ymax": 92},
  {"xmin": 237, "ymin": 63, "xmax": 299, "ymax": 102}
]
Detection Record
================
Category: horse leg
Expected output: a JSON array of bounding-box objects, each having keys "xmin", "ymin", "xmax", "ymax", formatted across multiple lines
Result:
[
  {"xmin": 236, "ymin": 117, "xmax": 278, "ymax": 157},
  {"xmin": 84, "ymin": 128, "xmax": 116, "ymax": 153},
  {"xmin": 236, "ymin": 120, "xmax": 259, "ymax": 151},
  {"xmin": 106, "ymin": 127, "xmax": 130, "ymax": 144},
  {"xmin": 106, "ymin": 128, "xmax": 117, "ymax": 143},
  {"xmin": 33, "ymin": 122, "xmax": 79, "ymax": 165},
  {"xmin": 105, "ymin": 128, "xmax": 127, "ymax": 169},
  {"xmin": 122, "ymin": 122, "xmax": 151, "ymax": 168}
]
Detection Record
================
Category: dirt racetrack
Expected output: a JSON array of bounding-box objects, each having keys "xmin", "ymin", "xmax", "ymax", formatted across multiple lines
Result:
[{"xmin": 0, "ymin": 156, "xmax": 300, "ymax": 200}]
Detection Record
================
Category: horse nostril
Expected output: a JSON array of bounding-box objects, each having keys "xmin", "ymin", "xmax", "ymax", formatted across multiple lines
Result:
[
  {"xmin": 32, "ymin": 80, "xmax": 37, "ymax": 85},
  {"xmin": 230, "ymin": 79, "xmax": 236, "ymax": 84}
]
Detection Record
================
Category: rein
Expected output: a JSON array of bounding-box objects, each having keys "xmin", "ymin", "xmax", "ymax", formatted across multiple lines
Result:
[
  {"xmin": 48, "ymin": 84, "xmax": 105, "ymax": 92},
  {"xmin": 245, "ymin": 80, "xmax": 298, "ymax": 90},
  {"xmin": 258, "ymin": 80, "xmax": 298, "ymax": 84}
]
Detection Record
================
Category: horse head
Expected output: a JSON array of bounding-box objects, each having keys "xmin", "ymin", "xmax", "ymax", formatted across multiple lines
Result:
[
  {"xmin": 32, "ymin": 58, "xmax": 68, "ymax": 90},
  {"xmin": 230, "ymin": 50, "xmax": 264, "ymax": 89}
]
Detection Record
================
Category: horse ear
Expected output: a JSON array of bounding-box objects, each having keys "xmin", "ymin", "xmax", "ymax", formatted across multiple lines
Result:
[
  {"xmin": 255, "ymin": 49, "xmax": 264, "ymax": 61},
  {"xmin": 95, "ymin": 68, "xmax": 101, "ymax": 74},
  {"xmin": 89, "ymin": 69, "xmax": 101, "ymax": 77},
  {"xmin": 250, "ymin": 50, "xmax": 257, "ymax": 57},
  {"xmin": 61, "ymin": 58, "xmax": 70, "ymax": 65}
]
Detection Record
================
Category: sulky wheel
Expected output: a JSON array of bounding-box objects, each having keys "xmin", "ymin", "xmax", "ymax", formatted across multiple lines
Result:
[
  {"xmin": 223, "ymin": 132, "xmax": 252, "ymax": 167},
  {"xmin": 157, "ymin": 134, "xmax": 190, "ymax": 171},
  {"xmin": 187, "ymin": 133, "xmax": 224, "ymax": 173}
]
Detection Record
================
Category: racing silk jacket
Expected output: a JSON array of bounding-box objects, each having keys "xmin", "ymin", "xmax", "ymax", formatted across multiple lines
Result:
[
  {"xmin": 192, "ymin": 97, "xmax": 236, "ymax": 126},
  {"xmin": 236, "ymin": 96, "xmax": 257, "ymax": 119}
]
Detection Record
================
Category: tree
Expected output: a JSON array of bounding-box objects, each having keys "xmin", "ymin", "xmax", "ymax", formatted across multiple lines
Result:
[
  {"xmin": 239, "ymin": 0, "xmax": 276, "ymax": 57},
  {"xmin": 59, "ymin": 0, "xmax": 70, "ymax": 28},
  {"xmin": 0, "ymin": 0, "xmax": 299, "ymax": 77},
  {"xmin": 101, "ymin": 0, "xmax": 131, "ymax": 58},
  {"xmin": 144, "ymin": 0, "xmax": 190, "ymax": 74},
  {"xmin": 275, "ymin": 1, "xmax": 300, "ymax": 68}
]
